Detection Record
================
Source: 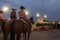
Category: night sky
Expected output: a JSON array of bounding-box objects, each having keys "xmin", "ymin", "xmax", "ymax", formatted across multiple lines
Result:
[{"xmin": 0, "ymin": 0, "xmax": 60, "ymax": 21}]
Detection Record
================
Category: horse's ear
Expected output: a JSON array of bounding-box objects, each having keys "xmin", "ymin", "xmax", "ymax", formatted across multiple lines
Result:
[{"xmin": 30, "ymin": 17, "xmax": 33, "ymax": 20}]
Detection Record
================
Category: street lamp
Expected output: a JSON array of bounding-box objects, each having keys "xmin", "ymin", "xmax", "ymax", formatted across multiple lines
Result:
[
  {"xmin": 2, "ymin": 6, "xmax": 9, "ymax": 13},
  {"xmin": 44, "ymin": 15, "xmax": 47, "ymax": 21},
  {"xmin": 44, "ymin": 15, "xmax": 47, "ymax": 19},
  {"xmin": 25, "ymin": 10, "xmax": 29, "ymax": 19},
  {"xmin": 36, "ymin": 13, "xmax": 40, "ymax": 18},
  {"xmin": 36, "ymin": 13, "xmax": 40, "ymax": 23},
  {"xmin": 25, "ymin": 11, "xmax": 29, "ymax": 16}
]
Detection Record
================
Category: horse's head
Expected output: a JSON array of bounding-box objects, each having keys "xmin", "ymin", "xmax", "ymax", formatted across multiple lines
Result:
[{"xmin": 29, "ymin": 17, "xmax": 35, "ymax": 24}]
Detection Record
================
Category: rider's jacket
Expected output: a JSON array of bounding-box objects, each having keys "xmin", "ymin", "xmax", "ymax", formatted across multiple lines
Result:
[
  {"xmin": 10, "ymin": 11, "xmax": 16, "ymax": 20},
  {"xmin": 18, "ymin": 10, "xmax": 26, "ymax": 19}
]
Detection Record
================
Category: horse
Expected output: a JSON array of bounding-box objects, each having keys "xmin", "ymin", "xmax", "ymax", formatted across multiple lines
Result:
[
  {"xmin": 14, "ymin": 20, "xmax": 31, "ymax": 40},
  {"xmin": 0, "ymin": 19, "xmax": 8, "ymax": 40},
  {"xmin": 29, "ymin": 17, "xmax": 35, "ymax": 31},
  {"xmin": 2, "ymin": 19, "xmax": 32, "ymax": 40},
  {"xmin": 1, "ymin": 20, "xmax": 10, "ymax": 40}
]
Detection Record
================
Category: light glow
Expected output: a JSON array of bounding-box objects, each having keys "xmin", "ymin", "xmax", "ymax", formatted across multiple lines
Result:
[
  {"xmin": 2, "ymin": 6, "xmax": 9, "ymax": 13},
  {"xmin": 44, "ymin": 15, "xmax": 47, "ymax": 18},
  {"xmin": 25, "ymin": 11, "xmax": 29, "ymax": 16},
  {"xmin": 36, "ymin": 13, "xmax": 40, "ymax": 17}
]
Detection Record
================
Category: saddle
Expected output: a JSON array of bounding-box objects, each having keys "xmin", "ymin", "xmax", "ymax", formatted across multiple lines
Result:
[{"xmin": 20, "ymin": 19, "xmax": 28, "ymax": 24}]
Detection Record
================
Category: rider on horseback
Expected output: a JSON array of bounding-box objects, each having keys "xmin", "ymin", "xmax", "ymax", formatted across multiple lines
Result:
[
  {"xmin": 10, "ymin": 8, "xmax": 17, "ymax": 29},
  {"xmin": 18, "ymin": 6, "xmax": 32, "ymax": 32},
  {"xmin": 10, "ymin": 8, "xmax": 17, "ymax": 21},
  {"xmin": 18, "ymin": 6, "xmax": 28, "ymax": 24},
  {"xmin": 10, "ymin": 8, "xmax": 17, "ymax": 40},
  {"xmin": 10, "ymin": 8, "xmax": 17, "ymax": 30}
]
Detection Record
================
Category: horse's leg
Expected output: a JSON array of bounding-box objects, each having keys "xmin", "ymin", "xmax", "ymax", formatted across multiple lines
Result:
[
  {"xmin": 6, "ymin": 32, "xmax": 9, "ymax": 40},
  {"xmin": 10, "ymin": 32, "xmax": 15, "ymax": 40},
  {"xmin": 24, "ymin": 32, "xmax": 26, "ymax": 40},
  {"xmin": 16, "ymin": 33, "xmax": 21, "ymax": 40},
  {"xmin": 2, "ymin": 28, "xmax": 7, "ymax": 40},
  {"xmin": 1, "ymin": 21, "xmax": 7, "ymax": 40},
  {"xmin": 28, "ymin": 32, "xmax": 30, "ymax": 40},
  {"xmin": 3, "ymin": 32, "xmax": 9, "ymax": 40},
  {"xmin": 3, "ymin": 32, "xmax": 7, "ymax": 40}
]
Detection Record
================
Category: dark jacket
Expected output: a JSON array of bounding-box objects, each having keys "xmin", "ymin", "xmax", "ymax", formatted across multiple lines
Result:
[{"xmin": 10, "ymin": 11, "xmax": 16, "ymax": 19}]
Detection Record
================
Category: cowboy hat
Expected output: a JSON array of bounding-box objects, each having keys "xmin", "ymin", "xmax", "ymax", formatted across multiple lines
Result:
[
  {"xmin": 12, "ymin": 8, "xmax": 16, "ymax": 10},
  {"xmin": 20, "ymin": 6, "xmax": 25, "ymax": 9}
]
